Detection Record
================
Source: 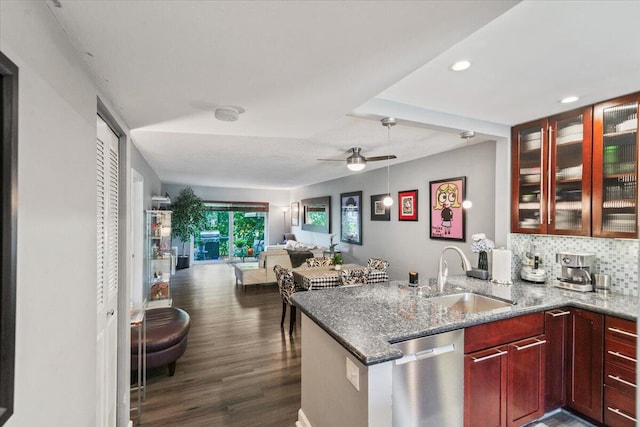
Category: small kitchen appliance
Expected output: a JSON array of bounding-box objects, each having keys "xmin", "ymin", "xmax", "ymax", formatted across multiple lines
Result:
[
  {"xmin": 520, "ymin": 243, "xmax": 547, "ymax": 283},
  {"xmin": 555, "ymin": 252, "xmax": 596, "ymax": 292}
]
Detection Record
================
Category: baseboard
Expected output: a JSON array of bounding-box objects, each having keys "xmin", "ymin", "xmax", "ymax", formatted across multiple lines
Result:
[{"xmin": 296, "ymin": 408, "xmax": 312, "ymax": 427}]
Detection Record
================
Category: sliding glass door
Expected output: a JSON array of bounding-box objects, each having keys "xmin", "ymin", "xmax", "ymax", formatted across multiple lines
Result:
[{"xmin": 193, "ymin": 202, "xmax": 267, "ymax": 263}]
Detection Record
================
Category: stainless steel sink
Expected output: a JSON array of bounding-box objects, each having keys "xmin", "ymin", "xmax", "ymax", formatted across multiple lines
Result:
[{"xmin": 428, "ymin": 292, "xmax": 514, "ymax": 314}]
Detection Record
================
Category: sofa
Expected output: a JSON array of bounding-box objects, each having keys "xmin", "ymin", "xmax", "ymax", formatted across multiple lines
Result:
[{"xmin": 234, "ymin": 245, "xmax": 325, "ymax": 287}]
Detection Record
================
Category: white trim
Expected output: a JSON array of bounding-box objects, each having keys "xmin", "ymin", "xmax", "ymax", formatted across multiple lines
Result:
[{"xmin": 296, "ymin": 408, "xmax": 312, "ymax": 427}]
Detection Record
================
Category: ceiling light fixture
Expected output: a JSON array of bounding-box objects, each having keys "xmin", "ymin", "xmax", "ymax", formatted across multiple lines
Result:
[
  {"xmin": 346, "ymin": 151, "xmax": 366, "ymax": 171},
  {"xmin": 214, "ymin": 106, "xmax": 245, "ymax": 122},
  {"xmin": 381, "ymin": 117, "xmax": 396, "ymax": 207},
  {"xmin": 560, "ymin": 96, "xmax": 579, "ymax": 104},
  {"xmin": 450, "ymin": 60, "xmax": 471, "ymax": 71}
]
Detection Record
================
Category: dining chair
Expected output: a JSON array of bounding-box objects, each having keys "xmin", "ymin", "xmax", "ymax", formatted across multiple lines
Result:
[
  {"xmin": 339, "ymin": 268, "xmax": 369, "ymax": 286},
  {"xmin": 273, "ymin": 264, "xmax": 298, "ymax": 334},
  {"xmin": 305, "ymin": 256, "xmax": 333, "ymax": 268},
  {"xmin": 367, "ymin": 258, "xmax": 390, "ymax": 284}
]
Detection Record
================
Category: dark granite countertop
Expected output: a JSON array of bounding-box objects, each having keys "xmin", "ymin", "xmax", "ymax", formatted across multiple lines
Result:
[{"xmin": 290, "ymin": 276, "xmax": 638, "ymax": 366}]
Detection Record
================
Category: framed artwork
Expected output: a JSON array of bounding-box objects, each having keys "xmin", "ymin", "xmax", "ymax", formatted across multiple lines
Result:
[
  {"xmin": 398, "ymin": 189, "xmax": 418, "ymax": 221},
  {"xmin": 340, "ymin": 191, "xmax": 363, "ymax": 245},
  {"xmin": 301, "ymin": 196, "xmax": 331, "ymax": 233},
  {"xmin": 290, "ymin": 202, "xmax": 299, "ymax": 226},
  {"xmin": 429, "ymin": 176, "xmax": 466, "ymax": 241},
  {"xmin": 370, "ymin": 194, "xmax": 391, "ymax": 221}
]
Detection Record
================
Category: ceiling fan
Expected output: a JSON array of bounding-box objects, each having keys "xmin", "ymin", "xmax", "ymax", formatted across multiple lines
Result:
[{"xmin": 318, "ymin": 147, "xmax": 397, "ymax": 171}]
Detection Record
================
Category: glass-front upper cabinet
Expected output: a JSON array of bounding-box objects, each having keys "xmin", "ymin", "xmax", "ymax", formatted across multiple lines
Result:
[
  {"xmin": 511, "ymin": 118, "xmax": 548, "ymax": 234},
  {"xmin": 548, "ymin": 108, "xmax": 592, "ymax": 236},
  {"xmin": 593, "ymin": 94, "xmax": 638, "ymax": 238},
  {"xmin": 511, "ymin": 108, "xmax": 592, "ymax": 236}
]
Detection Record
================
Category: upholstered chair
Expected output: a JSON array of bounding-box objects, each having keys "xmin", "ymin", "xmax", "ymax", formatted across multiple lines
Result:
[
  {"xmin": 305, "ymin": 256, "xmax": 333, "ymax": 268},
  {"xmin": 273, "ymin": 264, "xmax": 298, "ymax": 334},
  {"xmin": 366, "ymin": 258, "xmax": 390, "ymax": 284},
  {"xmin": 339, "ymin": 268, "xmax": 369, "ymax": 286}
]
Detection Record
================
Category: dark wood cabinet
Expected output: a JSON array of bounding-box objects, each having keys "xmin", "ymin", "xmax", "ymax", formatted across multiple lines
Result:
[
  {"xmin": 604, "ymin": 316, "xmax": 637, "ymax": 426},
  {"xmin": 592, "ymin": 92, "xmax": 639, "ymax": 238},
  {"xmin": 464, "ymin": 313, "xmax": 545, "ymax": 426},
  {"xmin": 567, "ymin": 309, "xmax": 604, "ymax": 422},
  {"xmin": 506, "ymin": 336, "xmax": 546, "ymax": 426},
  {"xmin": 511, "ymin": 107, "xmax": 592, "ymax": 235},
  {"xmin": 464, "ymin": 346, "xmax": 508, "ymax": 427},
  {"xmin": 544, "ymin": 309, "xmax": 570, "ymax": 411},
  {"xmin": 511, "ymin": 91, "xmax": 639, "ymax": 238}
]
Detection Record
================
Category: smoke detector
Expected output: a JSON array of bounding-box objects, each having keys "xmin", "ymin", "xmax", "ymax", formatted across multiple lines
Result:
[
  {"xmin": 214, "ymin": 106, "xmax": 245, "ymax": 122},
  {"xmin": 460, "ymin": 130, "xmax": 476, "ymax": 141}
]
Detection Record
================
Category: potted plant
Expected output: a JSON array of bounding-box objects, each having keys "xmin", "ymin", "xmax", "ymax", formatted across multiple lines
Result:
[
  {"xmin": 171, "ymin": 187, "xmax": 207, "ymax": 269},
  {"xmin": 332, "ymin": 253, "xmax": 343, "ymax": 270}
]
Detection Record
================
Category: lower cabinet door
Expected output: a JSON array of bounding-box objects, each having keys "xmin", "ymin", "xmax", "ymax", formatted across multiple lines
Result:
[
  {"xmin": 464, "ymin": 346, "xmax": 507, "ymax": 427},
  {"xmin": 507, "ymin": 335, "xmax": 546, "ymax": 427},
  {"xmin": 567, "ymin": 309, "xmax": 604, "ymax": 422}
]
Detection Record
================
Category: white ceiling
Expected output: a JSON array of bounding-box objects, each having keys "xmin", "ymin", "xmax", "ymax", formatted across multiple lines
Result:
[{"xmin": 47, "ymin": 1, "xmax": 640, "ymax": 190}]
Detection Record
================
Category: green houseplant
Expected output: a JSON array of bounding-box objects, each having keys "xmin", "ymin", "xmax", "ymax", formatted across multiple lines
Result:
[
  {"xmin": 171, "ymin": 187, "xmax": 207, "ymax": 269},
  {"xmin": 332, "ymin": 253, "xmax": 343, "ymax": 270}
]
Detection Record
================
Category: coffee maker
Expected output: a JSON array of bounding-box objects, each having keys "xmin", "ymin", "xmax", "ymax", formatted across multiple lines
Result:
[
  {"xmin": 555, "ymin": 252, "xmax": 596, "ymax": 292},
  {"xmin": 519, "ymin": 243, "xmax": 547, "ymax": 283}
]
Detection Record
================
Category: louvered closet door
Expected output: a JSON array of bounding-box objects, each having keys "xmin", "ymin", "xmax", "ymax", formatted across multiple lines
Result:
[{"xmin": 96, "ymin": 115, "xmax": 119, "ymax": 427}]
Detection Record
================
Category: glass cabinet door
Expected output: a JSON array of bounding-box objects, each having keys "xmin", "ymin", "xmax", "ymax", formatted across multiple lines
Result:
[
  {"xmin": 593, "ymin": 94, "xmax": 638, "ymax": 238},
  {"xmin": 146, "ymin": 210, "xmax": 173, "ymax": 306},
  {"xmin": 548, "ymin": 108, "xmax": 592, "ymax": 236},
  {"xmin": 511, "ymin": 119, "xmax": 548, "ymax": 234}
]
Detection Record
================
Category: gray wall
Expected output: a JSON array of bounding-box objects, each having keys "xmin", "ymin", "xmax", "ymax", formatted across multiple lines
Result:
[
  {"xmin": 291, "ymin": 141, "xmax": 498, "ymax": 281},
  {"xmin": 131, "ymin": 142, "xmax": 163, "ymax": 209}
]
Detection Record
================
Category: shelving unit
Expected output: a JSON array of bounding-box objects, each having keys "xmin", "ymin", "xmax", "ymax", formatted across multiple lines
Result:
[{"xmin": 146, "ymin": 210, "xmax": 173, "ymax": 308}]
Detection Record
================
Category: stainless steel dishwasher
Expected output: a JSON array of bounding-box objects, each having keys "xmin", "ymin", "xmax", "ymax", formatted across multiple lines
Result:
[{"xmin": 392, "ymin": 329, "xmax": 464, "ymax": 426}]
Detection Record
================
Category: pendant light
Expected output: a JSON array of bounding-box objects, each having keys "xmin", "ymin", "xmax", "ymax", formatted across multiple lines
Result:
[
  {"xmin": 460, "ymin": 130, "xmax": 475, "ymax": 209},
  {"xmin": 381, "ymin": 117, "xmax": 396, "ymax": 207}
]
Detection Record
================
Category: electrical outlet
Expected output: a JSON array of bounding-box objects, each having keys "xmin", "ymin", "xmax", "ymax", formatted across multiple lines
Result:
[{"xmin": 345, "ymin": 357, "xmax": 360, "ymax": 391}]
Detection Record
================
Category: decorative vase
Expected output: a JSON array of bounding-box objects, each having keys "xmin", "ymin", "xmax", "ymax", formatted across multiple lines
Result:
[
  {"xmin": 478, "ymin": 251, "xmax": 489, "ymax": 271},
  {"xmin": 335, "ymin": 264, "xmax": 342, "ymax": 271}
]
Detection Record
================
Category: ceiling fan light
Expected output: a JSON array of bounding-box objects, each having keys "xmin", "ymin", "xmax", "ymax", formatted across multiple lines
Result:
[
  {"xmin": 383, "ymin": 195, "xmax": 393, "ymax": 207},
  {"xmin": 347, "ymin": 162, "xmax": 366, "ymax": 171},
  {"xmin": 346, "ymin": 154, "xmax": 366, "ymax": 171}
]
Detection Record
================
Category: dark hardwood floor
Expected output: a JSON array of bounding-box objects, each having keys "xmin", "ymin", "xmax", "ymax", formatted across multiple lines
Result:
[{"xmin": 137, "ymin": 263, "xmax": 300, "ymax": 426}]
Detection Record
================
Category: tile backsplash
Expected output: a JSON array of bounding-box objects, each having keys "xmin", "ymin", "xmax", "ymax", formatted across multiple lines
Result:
[{"xmin": 509, "ymin": 233, "xmax": 639, "ymax": 296}]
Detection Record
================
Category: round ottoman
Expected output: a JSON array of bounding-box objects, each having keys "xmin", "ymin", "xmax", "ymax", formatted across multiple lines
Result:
[{"xmin": 131, "ymin": 307, "xmax": 190, "ymax": 376}]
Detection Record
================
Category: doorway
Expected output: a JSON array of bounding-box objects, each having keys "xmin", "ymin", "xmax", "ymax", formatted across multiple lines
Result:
[{"xmin": 193, "ymin": 202, "xmax": 268, "ymax": 263}]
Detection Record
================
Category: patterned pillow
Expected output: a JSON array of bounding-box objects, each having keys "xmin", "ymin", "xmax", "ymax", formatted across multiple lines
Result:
[
  {"xmin": 339, "ymin": 268, "xmax": 369, "ymax": 286},
  {"xmin": 306, "ymin": 257, "xmax": 333, "ymax": 268},
  {"xmin": 367, "ymin": 258, "xmax": 389, "ymax": 271}
]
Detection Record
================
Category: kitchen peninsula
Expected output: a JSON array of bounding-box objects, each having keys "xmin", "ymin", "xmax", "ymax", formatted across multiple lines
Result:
[{"xmin": 291, "ymin": 277, "xmax": 638, "ymax": 427}]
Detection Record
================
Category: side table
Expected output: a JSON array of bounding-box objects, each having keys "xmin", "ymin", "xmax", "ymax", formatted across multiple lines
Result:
[{"xmin": 130, "ymin": 309, "xmax": 146, "ymax": 425}]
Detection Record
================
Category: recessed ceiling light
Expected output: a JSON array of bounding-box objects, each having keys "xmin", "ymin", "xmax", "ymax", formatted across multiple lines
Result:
[
  {"xmin": 450, "ymin": 60, "xmax": 471, "ymax": 71},
  {"xmin": 561, "ymin": 96, "xmax": 579, "ymax": 104}
]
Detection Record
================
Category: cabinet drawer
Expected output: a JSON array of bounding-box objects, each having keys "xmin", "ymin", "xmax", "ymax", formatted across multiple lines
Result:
[
  {"xmin": 605, "ymin": 362, "xmax": 636, "ymax": 396},
  {"xmin": 606, "ymin": 316, "xmax": 637, "ymax": 347},
  {"xmin": 606, "ymin": 339, "xmax": 637, "ymax": 370},
  {"xmin": 604, "ymin": 386, "xmax": 637, "ymax": 427},
  {"xmin": 465, "ymin": 313, "xmax": 544, "ymax": 353}
]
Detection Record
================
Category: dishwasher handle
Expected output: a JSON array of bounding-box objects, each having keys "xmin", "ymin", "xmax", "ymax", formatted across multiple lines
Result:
[{"xmin": 395, "ymin": 343, "xmax": 456, "ymax": 365}]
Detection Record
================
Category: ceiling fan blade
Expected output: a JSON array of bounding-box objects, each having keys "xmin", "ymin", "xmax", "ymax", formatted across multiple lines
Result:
[
  {"xmin": 364, "ymin": 154, "xmax": 397, "ymax": 162},
  {"xmin": 317, "ymin": 158, "xmax": 346, "ymax": 162}
]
